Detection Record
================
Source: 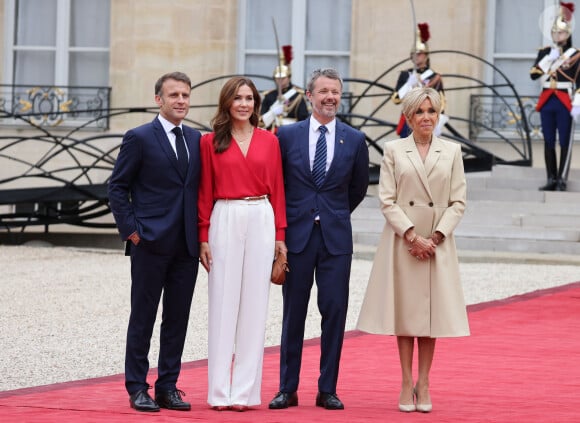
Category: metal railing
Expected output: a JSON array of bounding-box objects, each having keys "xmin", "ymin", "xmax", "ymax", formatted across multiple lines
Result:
[
  {"xmin": 0, "ymin": 84, "xmax": 111, "ymax": 129},
  {"xmin": 469, "ymin": 94, "xmax": 542, "ymax": 141},
  {"xmin": 0, "ymin": 59, "xmax": 536, "ymax": 231}
]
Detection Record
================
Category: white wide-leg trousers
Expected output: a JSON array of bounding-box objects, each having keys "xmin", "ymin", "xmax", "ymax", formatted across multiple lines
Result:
[{"xmin": 207, "ymin": 198, "xmax": 274, "ymax": 406}]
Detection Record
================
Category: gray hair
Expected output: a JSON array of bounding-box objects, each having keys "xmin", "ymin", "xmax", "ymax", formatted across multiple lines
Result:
[
  {"xmin": 401, "ymin": 87, "xmax": 442, "ymax": 120},
  {"xmin": 306, "ymin": 68, "xmax": 343, "ymax": 93},
  {"xmin": 155, "ymin": 72, "xmax": 192, "ymax": 96}
]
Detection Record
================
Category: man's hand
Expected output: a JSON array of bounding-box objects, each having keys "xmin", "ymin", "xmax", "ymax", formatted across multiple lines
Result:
[{"xmin": 128, "ymin": 231, "xmax": 140, "ymax": 246}]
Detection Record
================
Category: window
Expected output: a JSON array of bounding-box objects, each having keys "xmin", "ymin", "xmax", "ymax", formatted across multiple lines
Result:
[
  {"xmin": 3, "ymin": 0, "xmax": 110, "ymax": 87},
  {"xmin": 2, "ymin": 0, "xmax": 111, "ymax": 128},
  {"xmin": 239, "ymin": 0, "xmax": 352, "ymax": 91}
]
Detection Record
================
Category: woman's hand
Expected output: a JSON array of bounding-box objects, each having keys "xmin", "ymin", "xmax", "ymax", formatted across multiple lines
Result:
[
  {"xmin": 408, "ymin": 235, "xmax": 436, "ymax": 260},
  {"xmin": 404, "ymin": 229, "xmax": 436, "ymax": 260},
  {"xmin": 274, "ymin": 240, "xmax": 288, "ymax": 259},
  {"xmin": 199, "ymin": 242, "xmax": 212, "ymax": 272}
]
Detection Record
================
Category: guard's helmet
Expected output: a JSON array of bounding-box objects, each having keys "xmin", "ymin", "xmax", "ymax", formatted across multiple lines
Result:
[
  {"xmin": 274, "ymin": 45, "xmax": 293, "ymax": 78},
  {"xmin": 552, "ymin": 2, "xmax": 575, "ymax": 35},
  {"xmin": 411, "ymin": 23, "xmax": 430, "ymax": 54}
]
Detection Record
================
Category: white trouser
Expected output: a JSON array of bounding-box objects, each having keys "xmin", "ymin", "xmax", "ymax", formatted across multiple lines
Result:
[{"xmin": 207, "ymin": 198, "xmax": 275, "ymax": 406}]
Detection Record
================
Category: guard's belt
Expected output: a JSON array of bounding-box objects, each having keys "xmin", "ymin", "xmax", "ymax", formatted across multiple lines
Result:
[{"xmin": 542, "ymin": 81, "xmax": 573, "ymax": 90}]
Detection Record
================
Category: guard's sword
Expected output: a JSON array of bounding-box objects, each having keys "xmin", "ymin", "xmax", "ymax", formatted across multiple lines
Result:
[
  {"xmin": 271, "ymin": 17, "xmax": 284, "ymax": 102},
  {"xmin": 562, "ymin": 119, "xmax": 575, "ymax": 182}
]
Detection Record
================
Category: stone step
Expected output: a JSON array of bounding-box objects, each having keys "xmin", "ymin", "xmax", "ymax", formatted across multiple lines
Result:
[
  {"xmin": 471, "ymin": 165, "xmax": 580, "ymax": 191},
  {"xmin": 353, "ymin": 232, "xmax": 580, "ymax": 255},
  {"xmin": 455, "ymin": 237, "xmax": 580, "ymax": 255},
  {"xmin": 454, "ymin": 224, "xmax": 580, "ymax": 242},
  {"xmin": 352, "ymin": 216, "xmax": 580, "ymax": 243},
  {"xmin": 490, "ymin": 164, "xmax": 580, "ymax": 179}
]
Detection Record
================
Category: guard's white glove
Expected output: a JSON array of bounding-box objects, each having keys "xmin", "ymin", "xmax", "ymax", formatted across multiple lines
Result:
[
  {"xmin": 434, "ymin": 114, "xmax": 449, "ymax": 136},
  {"xmin": 548, "ymin": 47, "xmax": 560, "ymax": 61},
  {"xmin": 271, "ymin": 103, "xmax": 284, "ymax": 116},
  {"xmin": 407, "ymin": 73, "xmax": 419, "ymax": 87},
  {"xmin": 571, "ymin": 105, "xmax": 580, "ymax": 120}
]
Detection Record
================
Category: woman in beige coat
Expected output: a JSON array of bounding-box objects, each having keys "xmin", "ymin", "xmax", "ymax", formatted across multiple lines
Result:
[{"xmin": 356, "ymin": 87, "xmax": 469, "ymax": 413}]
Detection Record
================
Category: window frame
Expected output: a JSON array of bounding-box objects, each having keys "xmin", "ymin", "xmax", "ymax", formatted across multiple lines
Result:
[
  {"xmin": 2, "ymin": 0, "xmax": 110, "ymax": 86},
  {"xmin": 237, "ymin": 0, "xmax": 351, "ymax": 89}
]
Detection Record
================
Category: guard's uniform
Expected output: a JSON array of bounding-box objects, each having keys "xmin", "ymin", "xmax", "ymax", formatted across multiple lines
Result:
[
  {"xmin": 260, "ymin": 84, "xmax": 309, "ymax": 130},
  {"xmin": 530, "ymin": 1, "xmax": 580, "ymax": 191}
]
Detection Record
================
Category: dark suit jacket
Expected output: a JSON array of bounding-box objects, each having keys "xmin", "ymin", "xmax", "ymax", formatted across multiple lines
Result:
[
  {"xmin": 278, "ymin": 118, "xmax": 369, "ymax": 255},
  {"xmin": 108, "ymin": 117, "xmax": 201, "ymax": 257}
]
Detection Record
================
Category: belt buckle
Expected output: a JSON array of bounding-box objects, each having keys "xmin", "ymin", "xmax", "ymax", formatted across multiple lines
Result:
[{"xmin": 243, "ymin": 194, "xmax": 266, "ymax": 201}]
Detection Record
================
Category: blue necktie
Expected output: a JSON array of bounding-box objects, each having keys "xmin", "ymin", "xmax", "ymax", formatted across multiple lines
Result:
[
  {"xmin": 172, "ymin": 126, "xmax": 188, "ymax": 178},
  {"xmin": 312, "ymin": 125, "xmax": 327, "ymax": 187}
]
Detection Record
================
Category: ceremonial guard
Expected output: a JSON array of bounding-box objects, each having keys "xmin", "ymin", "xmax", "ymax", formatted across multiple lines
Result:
[
  {"xmin": 531, "ymin": 1, "xmax": 580, "ymax": 191},
  {"xmin": 260, "ymin": 45, "xmax": 310, "ymax": 131},
  {"xmin": 391, "ymin": 23, "xmax": 447, "ymax": 137}
]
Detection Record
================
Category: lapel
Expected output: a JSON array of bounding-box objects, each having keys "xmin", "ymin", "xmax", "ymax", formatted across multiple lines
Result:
[
  {"xmin": 153, "ymin": 118, "xmax": 190, "ymax": 181},
  {"xmin": 297, "ymin": 119, "xmax": 313, "ymax": 177},
  {"xmin": 404, "ymin": 135, "xmax": 434, "ymax": 200},
  {"xmin": 324, "ymin": 121, "xmax": 347, "ymax": 183},
  {"xmin": 423, "ymin": 136, "xmax": 443, "ymax": 177},
  {"xmin": 182, "ymin": 126, "xmax": 198, "ymax": 180}
]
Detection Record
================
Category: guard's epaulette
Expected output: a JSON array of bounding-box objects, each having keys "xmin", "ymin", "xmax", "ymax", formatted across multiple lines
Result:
[
  {"xmin": 261, "ymin": 89, "xmax": 277, "ymax": 97},
  {"xmin": 294, "ymin": 87, "xmax": 306, "ymax": 94}
]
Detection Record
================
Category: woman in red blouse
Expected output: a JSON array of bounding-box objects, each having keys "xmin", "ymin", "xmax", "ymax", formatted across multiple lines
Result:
[{"xmin": 198, "ymin": 76, "xmax": 287, "ymax": 411}]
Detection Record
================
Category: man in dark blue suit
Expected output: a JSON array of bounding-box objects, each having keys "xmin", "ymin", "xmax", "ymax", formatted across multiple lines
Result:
[
  {"xmin": 108, "ymin": 72, "xmax": 201, "ymax": 413},
  {"xmin": 269, "ymin": 68, "xmax": 369, "ymax": 410}
]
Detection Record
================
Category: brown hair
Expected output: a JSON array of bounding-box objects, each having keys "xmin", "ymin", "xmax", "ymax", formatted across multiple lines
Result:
[{"xmin": 211, "ymin": 76, "xmax": 261, "ymax": 153}]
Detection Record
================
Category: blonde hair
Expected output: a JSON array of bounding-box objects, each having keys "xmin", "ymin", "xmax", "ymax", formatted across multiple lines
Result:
[{"xmin": 401, "ymin": 87, "xmax": 442, "ymax": 121}]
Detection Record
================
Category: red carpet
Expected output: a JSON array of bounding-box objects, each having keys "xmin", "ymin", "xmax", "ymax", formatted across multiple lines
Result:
[{"xmin": 1, "ymin": 282, "xmax": 579, "ymax": 422}]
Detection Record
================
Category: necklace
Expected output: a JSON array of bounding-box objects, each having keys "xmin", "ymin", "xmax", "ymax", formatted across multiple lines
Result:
[
  {"xmin": 415, "ymin": 140, "xmax": 431, "ymax": 145},
  {"xmin": 232, "ymin": 127, "xmax": 254, "ymax": 144}
]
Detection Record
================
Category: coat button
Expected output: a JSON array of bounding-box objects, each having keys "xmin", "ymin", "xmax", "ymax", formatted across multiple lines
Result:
[
  {"xmin": 429, "ymin": 202, "xmax": 433, "ymax": 207},
  {"xmin": 409, "ymin": 201, "xmax": 414, "ymax": 206}
]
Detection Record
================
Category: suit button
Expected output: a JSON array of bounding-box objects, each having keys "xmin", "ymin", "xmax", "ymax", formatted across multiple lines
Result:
[
  {"xmin": 429, "ymin": 202, "xmax": 433, "ymax": 207},
  {"xmin": 310, "ymin": 209, "xmax": 315, "ymax": 214},
  {"xmin": 409, "ymin": 201, "xmax": 414, "ymax": 206}
]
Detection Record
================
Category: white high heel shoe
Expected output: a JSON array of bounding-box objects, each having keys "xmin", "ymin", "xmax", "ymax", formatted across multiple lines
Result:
[
  {"xmin": 398, "ymin": 387, "xmax": 416, "ymax": 412},
  {"xmin": 398, "ymin": 402, "xmax": 416, "ymax": 412},
  {"xmin": 414, "ymin": 387, "xmax": 432, "ymax": 413}
]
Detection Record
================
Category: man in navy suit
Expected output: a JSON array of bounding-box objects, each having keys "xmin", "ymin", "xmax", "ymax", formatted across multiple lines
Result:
[
  {"xmin": 108, "ymin": 72, "xmax": 201, "ymax": 413},
  {"xmin": 269, "ymin": 68, "xmax": 369, "ymax": 410}
]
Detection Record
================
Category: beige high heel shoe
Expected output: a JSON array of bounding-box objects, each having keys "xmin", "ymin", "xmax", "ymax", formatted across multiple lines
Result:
[{"xmin": 414, "ymin": 386, "xmax": 432, "ymax": 413}]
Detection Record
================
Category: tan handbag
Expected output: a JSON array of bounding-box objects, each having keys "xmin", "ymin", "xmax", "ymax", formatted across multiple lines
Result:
[{"xmin": 271, "ymin": 252, "xmax": 290, "ymax": 285}]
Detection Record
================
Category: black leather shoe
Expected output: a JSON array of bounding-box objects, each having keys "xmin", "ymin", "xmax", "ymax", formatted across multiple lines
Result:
[
  {"xmin": 316, "ymin": 392, "xmax": 344, "ymax": 410},
  {"xmin": 556, "ymin": 178, "xmax": 567, "ymax": 191},
  {"xmin": 269, "ymin": 391, "xmax": 298, "ymax": 409},
  {"xmin": 155, "ymin": 389, "xmax": 191, "ymax": 411},
  {"xmin": 129, "ymin": 389, "xmax": 160, "ymax": 412}
]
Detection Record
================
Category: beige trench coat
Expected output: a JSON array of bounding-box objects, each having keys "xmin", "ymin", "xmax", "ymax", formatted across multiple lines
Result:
[{"xmin": 356, "ymin": 135, "xmax": 470, "ymax": 337}]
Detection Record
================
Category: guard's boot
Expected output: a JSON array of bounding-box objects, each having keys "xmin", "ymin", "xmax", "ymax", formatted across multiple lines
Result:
[
  {"xmin": 555, "ymin": 145, "xmax": 569, "ymax": 191},
  {"xmin": 539, "ymin": 146, "xmax": 558, "ymax": 191}
]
